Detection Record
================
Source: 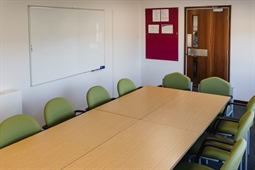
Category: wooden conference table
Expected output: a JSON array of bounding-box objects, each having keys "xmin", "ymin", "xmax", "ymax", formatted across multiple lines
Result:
[{"xmin": 0, "ymin": 86, "xmax": 230, "ymax": 170}]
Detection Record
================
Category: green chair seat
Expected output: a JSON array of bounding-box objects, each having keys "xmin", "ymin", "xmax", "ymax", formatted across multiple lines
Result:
[
  {"xmin": 189, "ymin": 134, "xmax": 234, "ymax": 161},
  {"xmin": 174, "ymin": 162, "xmax": 214, "ymax": 170},
  {"xmin": 0, "ymin": 114, "xmax": 41, "ymax": 149},
  {"xmin": 174, "ymin": 138, "xmax": 246, "ymax": 170},
  {"xmin": 216, "ymin": 120, "xmax": 238, "ymax": 135},
  {"xmin": 206, "ymin": 116, "xmax": 238, "ymax": 135}
]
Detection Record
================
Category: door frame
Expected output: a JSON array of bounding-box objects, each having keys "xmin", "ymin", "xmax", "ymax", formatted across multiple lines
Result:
[{"xmin": 184, "ymin": 5, "xmax": 231, "ymax": 85}]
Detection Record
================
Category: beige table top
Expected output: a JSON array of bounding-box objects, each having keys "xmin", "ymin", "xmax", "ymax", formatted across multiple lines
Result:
[
  {"xmin": 0, "ymin": 110, "xmax": 138, "ymax": 169},
  {"xmin": 96, "ymin": 86, "xmax": 184, "ymax": 119},
  {"xmin": 0, "ymin": 86, "xmax": 230, "ymax": 170},
  {"xmin": 63, "ymin": 120, "xmax": 200, "ymax": 170},
  {"xmin": 143, "ymin": 90, "xmax": 230, "ymax": 133},
  {"xmin": 63, "ymin": 87, "xmax": 230, "ymax": 170}
]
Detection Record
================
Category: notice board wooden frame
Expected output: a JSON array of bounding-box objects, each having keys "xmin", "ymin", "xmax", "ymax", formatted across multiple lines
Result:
[{"xmin": 145, "ymin": 8, "xmax": 178, "ymax": 61}]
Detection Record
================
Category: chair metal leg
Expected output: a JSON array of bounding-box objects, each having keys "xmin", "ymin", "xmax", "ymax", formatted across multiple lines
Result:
[
  {"xmin": 188, "ymin": 155, "xmax": 195, "ymax": 162},
  {"xmin": 245, "ymin": 147, "xmax": 248, "ymax": 170},
  {"xmin": 204, "ymin": 159, "xmax": 208, "ymax": 164},
  {"xmin": 240, "ymin": 160, "xmax": 243, "ymax": 170},
  {"xmin": 247, "ymin": 129, "xmax": 250, "ymax": 155}
]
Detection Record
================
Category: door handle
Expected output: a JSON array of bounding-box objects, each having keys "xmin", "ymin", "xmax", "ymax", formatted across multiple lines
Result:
[
  {"xmin": 187, "ymin": 48, "xmax": 192, "ymax": 56},
  {"xmin": 188, "ymin": 48, "xmax": 208, "ymax": 57}
]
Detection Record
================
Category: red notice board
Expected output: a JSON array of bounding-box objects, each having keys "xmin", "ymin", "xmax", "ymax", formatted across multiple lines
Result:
[{"xmin": 145, "ymin": 8, "xmax": 178, "ymax": 61}]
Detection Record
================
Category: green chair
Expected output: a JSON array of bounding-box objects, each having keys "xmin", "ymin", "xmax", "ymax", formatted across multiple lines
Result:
[
  {"xmin": 174, "ymin": 138, "xmax": 247, "ymax": 170},
  {"xmin": 211, "ymin": 95, "xmax": 255, "ymax": 156},
  {"xmin": 161, "ymin": 72, "xmax": 191, "ymax": 90},
  {"xmin": 188, "ymin": 110, "xmax": 254, "ymax": 170},
  {"xmin": 43, "ymin": 97, "xmax": 85, "ymax": 129},
  {"xmin": 117, "ymin": 78, "xmax": 142, "ymax": 97},
  {"xmin": 199, "ymin": 77, "xmax": 233, "ymax": 116},
  {"xmin": 0, "ymin": 114, "xmax": 41, "ymax": 149},
  {"xmin": 86, "ymin": 85, "xmax": 112, "ymax": 111}
]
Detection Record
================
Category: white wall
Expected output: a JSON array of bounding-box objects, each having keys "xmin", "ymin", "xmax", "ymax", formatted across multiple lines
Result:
[
  {"xmin": 140, "ymin": 0, "xmax": 255, "ymax": 101},
  {"xmin": 1, "ymin": 0, "xmax": 254, "ymax": 126},
  {"xmin": 112, "ymin": 9, "xmax": 141, "ymax": 97},
  {"xmin": 0, "ymin": 0, "xmax": 141, "ymax": 125}
]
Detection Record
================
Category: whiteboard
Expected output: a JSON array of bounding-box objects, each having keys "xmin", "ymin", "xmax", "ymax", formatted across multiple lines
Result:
[{"xmin": 28, "ymin": 6, "xmax": 105, "ymax": 86}]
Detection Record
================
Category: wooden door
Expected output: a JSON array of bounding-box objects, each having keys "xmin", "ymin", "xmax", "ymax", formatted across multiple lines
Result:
[{"xmin": 184, "ymin": 6, "xmax": 231, "ymax": 86}]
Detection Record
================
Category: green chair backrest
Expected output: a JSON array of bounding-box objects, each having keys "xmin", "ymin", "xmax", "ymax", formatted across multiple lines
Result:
[
  {"xmin": 220, "ymin": 138, "xmax": 247, "ymax": 170},
  {"xmin": 234, "ymin": 110, "xmax": 254, "ymax": 141},
  {"xmin": 117, "ymin": 78, "xmax": 137, "ymax": 97},
  {"xmin": 0, "ymin": 114, "xmax": 41, "ymax": 149},
  {"xmin": 163, "ymin": 72, "xmax": 191, "ymax": 90},
  {"xmin": 246, "ymin": 95, "xmax": 255, "ymax": 128},
  {"xmin": 246, "ymin": 95, "xmax": 255, "ymax": 113},
  {"xmin": 86, "ymin": 85, "xmax": 111, "ymax": 110},
  {"xmin": 44, "ymin": 97, "xmax": 75, "ymax": 128},
  {"xmin": 199, "ymin": 77, "xmax": 232, "ymax": 96}
]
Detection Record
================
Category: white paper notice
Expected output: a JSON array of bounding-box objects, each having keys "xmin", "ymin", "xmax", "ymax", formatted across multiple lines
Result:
[
  {"xmin": 148, "ymin": 25, "xmax": 159, "ymax": 33},
  {"xmin": 152, "ymin": 10, "xmax": 160, "ymax": 22},
  {"xmin": 162, "ymin": 24, "xmax": 173, "ymax": 34},
  {"xmin": 161, "ymin": 9, "xmax": 169, "ymax": 22}
]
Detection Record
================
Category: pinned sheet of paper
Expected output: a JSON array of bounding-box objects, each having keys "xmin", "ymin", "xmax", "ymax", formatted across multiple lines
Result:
[
  {"xmin": 152, "ymin": 10, "xmax": 160, "ymax": 22},
  {"xmin": 161, "ymin": 9, "xmax": 169, "ymax": 22},
  {"xmin": 162, "ymin": 24, "xmax": 173, "ymax": 34},
  {"xmin": 148, "ymin": 25, "xmax": 159, "ymax": 34}
]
